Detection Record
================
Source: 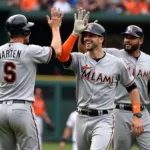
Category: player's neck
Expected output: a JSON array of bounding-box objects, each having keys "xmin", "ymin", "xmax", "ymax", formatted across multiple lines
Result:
[
  {"xmin": 129, "ymin": 50, "xmax": 140, "ymax": 58},
  {"xmin": 10, "ymin": 37, "xmax": 24, "ymax": 44},
  {"xmin": 89, "ymin": 49, "xmax": 104, "ymax": 59}
]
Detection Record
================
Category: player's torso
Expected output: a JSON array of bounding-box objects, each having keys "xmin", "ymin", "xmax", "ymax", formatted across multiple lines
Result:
[
  {"xmin": 0, "ymin": 43, "xmax": 36, "ymax": 101},
  {"xmin": 32, "ymin": 98, "xmax": 45, "ymax": 116},
  {"xmin": 105, "ymin": 48, "xmax": 150, "ymax": 104},
  {"xmin": 72, "ymin": 52, "xmax": 122, "ymax": 110}
]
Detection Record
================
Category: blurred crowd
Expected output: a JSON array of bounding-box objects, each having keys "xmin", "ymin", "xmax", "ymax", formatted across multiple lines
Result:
[{"xmin": 1, "ymin": 0, "xmax": 150, "ymax": 15}]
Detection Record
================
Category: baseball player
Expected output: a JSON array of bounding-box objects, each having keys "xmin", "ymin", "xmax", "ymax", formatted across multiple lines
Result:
[
  {"xmin": 33, "ymin": 88, "xmax": 55, "ymax": 150},
  {"xmin": 58, "ymin": 9, "xmax": 144, "ymax": 150},
  {"xmin": 59, "ymin": 111, "xmax": 77, "ymax": 150},
  {"xmin": 79, "ymin": 25, "xmax": 150, "ymax": 150},
  {"xmin": 0, "ymin": 8, "xmax": 63, "ymax": 150}
]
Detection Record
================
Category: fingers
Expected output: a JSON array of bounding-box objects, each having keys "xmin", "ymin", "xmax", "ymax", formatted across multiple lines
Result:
[
  {"xmin": 83, "ymin": 11, "xmax": 90, "ymax": 25},
  {"xmin": 50, "ymin": 7, "xmax": 64, "ymax": 19},
  {"xmin": 80, "ymin": 9, "xmax": 86, "ymax": 20},
  {"xmin": 77, "ymin": 8, "xmax": 87, "ymax": 20},
  {"xmin": 94, "ymin": 20, "xmax": 98, "ymax": 23},
  {"xmin": 74, "ymin": 13, "xmax": 77, "ymax": 20},
  {"xmin": 130, "ymin": 124, "xmax": 144, "ymax": 136},
  {"xmin": 130, "ymin": 123, "xmax": 134, "ymax": 133},
  {"xmin": 46, "ymin": 15, "xmax": 50, "ymax": 22},
  {"xmin": 135, "ymin": 125, "xmax": 144, "ymax": 136}
]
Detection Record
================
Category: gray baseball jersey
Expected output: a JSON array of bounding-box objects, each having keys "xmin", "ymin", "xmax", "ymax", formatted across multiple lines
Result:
[
  {"xmin": 0, "ymin": 42, "xmax": 52, "ymax": 101},
  {"xmin": 104, "ymin": 48, "xmax": 150, "ymax": 105},
  {"xmin": 65, "ymin": 52, "xmax": 134, "ymax": 110},
  {"xmin": 64, "ymin": 51, "xmax": 135, "ymax": 150},
  {"xmin": 104, "ymin": 48, "xmax": 150, "ymax": 150},
  {"xmin": 0, "ymin": 42, "xmax": 53, "ymax": 150}
]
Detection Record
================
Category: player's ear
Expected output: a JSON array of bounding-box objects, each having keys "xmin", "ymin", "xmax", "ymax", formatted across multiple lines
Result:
[{"xmin": 139, "ymin": 38, "xmax": 144, "ymax": 45}]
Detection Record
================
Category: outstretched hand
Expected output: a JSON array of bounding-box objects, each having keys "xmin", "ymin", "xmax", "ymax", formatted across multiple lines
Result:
[
  {"xmin": 73, "ymin": 8, "xmax": 90, "ymax": 36},
  {"xmin": 46, "ymin": 7, "xmax": 64, "ymax": 29}
]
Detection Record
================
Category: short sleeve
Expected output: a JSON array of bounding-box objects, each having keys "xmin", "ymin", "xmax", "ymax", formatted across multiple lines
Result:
[
  {"xmin": 118, "ymin": 58, "xmax": 135, "ymax": 87},
  {"xmin": 66, "ymin": 112, "xmax": 75, "ymax": 128},
  {"xmin": 27, "ymin": 44, "xmax": 52, "ymax": 64},
  {"xmin": 63, "ymin": 52, "xmax": 82, "ymax": 73}
]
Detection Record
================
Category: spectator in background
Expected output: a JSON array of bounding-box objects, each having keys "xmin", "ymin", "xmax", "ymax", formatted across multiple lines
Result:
[
  {"xmin": 7, "ymin": 0, "xmax": 21, "ymax": 9},
  {"xmin": 59, "ymin": 111, "xmax": 77, "ymax": 150},
  {"xmin": 39, "ymin": 0, "xmax": 53, "ymax": 10},
  {"xmin": 87, "ymin": 0, "xmax": 108, "ymax": 12},
  {"xmin": 123, "ymin": 0, "xmax": 149, "ymax": 15},
  {"xmin": 53, "ymin": 0, "xmax": 72, "ymax": 13},
  {"xmin": 33, "ymin": 88, "xmax": 55, "ymax": 149},
  {"xmin": 106, "ymin": 0, "xmax": 125, "ymax": 14},
  {"xmin": 76, "ymin": 0, "xmax": 87, "ymax": 10},
  {"xmin": 69, "ymin": 0, "xmax": 78, "ymax": 7},
  {"xmin": 21, "ymin": 0, "xmax": 40, "ymax": 11}
]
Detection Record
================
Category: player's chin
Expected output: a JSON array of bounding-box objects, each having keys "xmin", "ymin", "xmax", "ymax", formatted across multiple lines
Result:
[
  {"xmin": 124, "ymin": 46, "xmax": 132, "ymax": 52},
  {"xmin": 86, "ymin": 48, "xmax": 93, "ymax": 51},
  {"xmin": 85, "ymin": 46, "xmax": 93, "ymax": 51}
]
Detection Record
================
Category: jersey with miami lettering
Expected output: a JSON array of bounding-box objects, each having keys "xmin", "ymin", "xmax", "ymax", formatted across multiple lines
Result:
[
  {"xmin": 104, "ymin": 48, "xmax": 150, "ymax": 105},
  {"xmin": 64, "ymin": 51, "xmax": 135, "ymax": 110}
]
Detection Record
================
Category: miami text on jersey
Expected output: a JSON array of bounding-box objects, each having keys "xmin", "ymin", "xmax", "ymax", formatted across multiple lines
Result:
[
  {"xmin": 127, "ymin": 66, "xmax": 150, "ymax": 80},
  {"xmin": 81, "ymin": 69, "xmax": 114, "ymax": 84}
]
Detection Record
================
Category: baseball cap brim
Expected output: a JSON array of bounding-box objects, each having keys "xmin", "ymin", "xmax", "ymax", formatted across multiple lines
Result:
[
  {"xmin": 26, "ymin": 22, "xmax": 34, "ymax": 27},
  {"xmin": 121, "ymin": 32, "xmax": 140, "ymax": 38}
]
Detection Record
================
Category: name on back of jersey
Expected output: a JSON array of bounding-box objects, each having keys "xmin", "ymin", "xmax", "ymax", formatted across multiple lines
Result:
[{"xmin": 0, "ymin": 50, "xmax": 21, "ymax": 59}]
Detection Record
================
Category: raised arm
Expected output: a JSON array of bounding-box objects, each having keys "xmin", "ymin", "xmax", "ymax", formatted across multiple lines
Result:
[
  {"xmin": 58, "ymin": 9, "xmax": 90, "ymax": 62},
  {"xmin": 46, "ymin": 7, "xmax": 64, "ymax": 58}
]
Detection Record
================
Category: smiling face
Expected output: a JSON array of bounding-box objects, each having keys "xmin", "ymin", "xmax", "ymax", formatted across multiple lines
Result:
[
  {"xmin": 83, "ymin": 32, "xmax": 104, "ymax": 51},
  {"xmin": 123, "ymin": 34, "xmax": 143, "ymax": 53}
]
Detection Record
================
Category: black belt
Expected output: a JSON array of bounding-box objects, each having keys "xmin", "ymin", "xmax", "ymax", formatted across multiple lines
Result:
[
  {"xmin": 116, "ymin": 104, "xmax": 147, "ymax": 111},
  {"xmin": 0, "ymin": 100, "xmax": 25, "ymax": 104},
  {"xmin": 77, "ymin": 108, "xmax": 108, "ymax": 117}
]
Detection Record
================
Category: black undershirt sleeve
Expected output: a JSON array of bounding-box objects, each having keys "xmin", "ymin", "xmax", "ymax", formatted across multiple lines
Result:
[
  {"xmin": 63, "ymin": 55, "xmax": 72, "ymax": 67},
  {"xmin": 51, "ymin": 47, "xmax": 56, "ymax": 60},
  {"xmin": 126, "ymin": 82, "xmax": 137, "ymax": 93}
]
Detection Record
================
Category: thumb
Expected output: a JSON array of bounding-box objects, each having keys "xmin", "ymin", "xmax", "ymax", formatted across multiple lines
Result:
[
  {"xmin": 74, "ymin": 13, "xmax": 77, "ymax": 21},
  {"xmin": 94, "ymin": 20, "xmax": 98, "ymax": 23},
  {"xmin": 46, "ymin": 15, "xmax": 50, "ymax": 22},
  {"xmin": 130, "ymin": 123, "xmax": 134, "ymax": 132}
]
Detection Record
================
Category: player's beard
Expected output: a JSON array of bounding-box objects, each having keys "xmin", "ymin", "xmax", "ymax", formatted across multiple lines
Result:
[
  {"xmin": 85, "ymin": 42, "xmax": 97, "ymax": 51},
  {"xmin": 124, "ymin": 43, "xmax": 139, "ymax": 53}
]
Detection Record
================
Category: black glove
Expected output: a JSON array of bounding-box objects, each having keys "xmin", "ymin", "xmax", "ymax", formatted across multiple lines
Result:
[{"xmin": 46, "ymin": 123, "xmax": 55, "ymax": 132}]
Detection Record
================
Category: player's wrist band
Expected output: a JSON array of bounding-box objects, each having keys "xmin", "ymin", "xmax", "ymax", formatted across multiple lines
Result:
[
  {"xmin": 132, "ymin": 103, "xmax": 141, "ymax": 114},
  {"xmin": 61, "ymin": 138, "xmax": 67, "ymax": 143}
]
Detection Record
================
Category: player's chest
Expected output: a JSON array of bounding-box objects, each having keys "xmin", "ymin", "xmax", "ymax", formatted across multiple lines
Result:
[
  {"xmin": 79, "ymin": 61, "xmax": 118, "ymax": 84},
  {"xmin": 124, "ymin": 59, "xmax": 150, "ymax": 80}
]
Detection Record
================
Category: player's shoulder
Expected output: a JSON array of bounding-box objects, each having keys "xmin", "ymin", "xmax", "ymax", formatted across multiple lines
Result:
[
  {"xmin": 140, "ymin": 51, "xmax": 150, "ymax": 60},
  {"xmin": 71, "ymin": 52, "xmax": 87, "ymax": 59},
  {"xmin": 105, "ymin": 52, "xmax": 124, "ymax": 64},
  {"xmin": 0, "ymin": 43, "xmax": 8, "ymax": 51},
  {"xmin": 105, "ymin": 52, "xmax": 121, "ymax": 59},
  {"xmin": 70, "ymin": 111, "xmax": 77, "ymax": 118},
  {"xmin": 26, "ymin": 44, "xmax": 42, "ymax": 49}
]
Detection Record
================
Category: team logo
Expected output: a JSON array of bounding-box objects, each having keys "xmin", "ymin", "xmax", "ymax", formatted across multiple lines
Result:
[
  {"xmin": 127, "ymin": 25, "xmax": 134, "ymax": 33},
  {"xmin": 82, "ymin": 65, "xmax": 92, "ymax": 70}
]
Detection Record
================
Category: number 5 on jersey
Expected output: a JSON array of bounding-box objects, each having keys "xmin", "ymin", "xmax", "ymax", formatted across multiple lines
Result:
[{"xmin": 4, "ymin": 62, "xmax": 16, "ymax": 84}]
